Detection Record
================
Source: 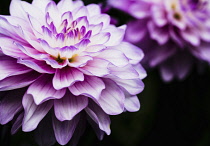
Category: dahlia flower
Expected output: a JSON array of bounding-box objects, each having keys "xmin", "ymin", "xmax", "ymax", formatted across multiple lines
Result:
[
  {"xmin": 109, "ymin": 0, "xmax": 210, "ymax": 81},
  {"xmin": 0, "ymin": 0, "xmax": 146, "ymax": 145}
]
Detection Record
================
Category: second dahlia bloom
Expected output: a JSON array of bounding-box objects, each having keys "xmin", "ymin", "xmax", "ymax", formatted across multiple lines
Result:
[
  {"xmin": 109, "ymin": 0, "xmax": 210, "ymax": 81},
  {"xmin": 0, "ymin": 0, "xmax": 146, "ymax": 145}
]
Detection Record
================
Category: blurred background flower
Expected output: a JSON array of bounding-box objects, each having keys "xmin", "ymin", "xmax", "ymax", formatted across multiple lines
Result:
[{"xmin": 109, "ymin": 0, "xmax": 210, "ymax": 82}]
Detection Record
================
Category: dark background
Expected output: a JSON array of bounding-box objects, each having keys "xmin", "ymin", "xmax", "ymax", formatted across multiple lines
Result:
[{"xmin": 1, "ymin": 0, "xmax": 210, "ymax": 145}]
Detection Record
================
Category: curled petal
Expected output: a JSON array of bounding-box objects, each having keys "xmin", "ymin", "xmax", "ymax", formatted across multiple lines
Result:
[
  {"xmin": 53, "ymin": 68, "xmax": 84, "ymax": 90},
  {"xmin": 54, "ymin": 91, "xmax": 88, "ymax": 121},
  {"xmin": 69, "ymin": 76, "xmax": 105, "ymax": 100},
  {"xmin": 53, "ymin": 114, "xmax": 80, "ymax": 145},
  {"xmin": 27, "ymin": 74, "xmax": 66, "ymax": 105},
  {"xmin": 22, "ymin": 94, "xmax": 53, "ymax": 132}
]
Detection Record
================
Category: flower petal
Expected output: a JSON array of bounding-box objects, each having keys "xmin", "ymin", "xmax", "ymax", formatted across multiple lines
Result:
[
  {"xmin": 54, "ymin": 91, "xmax": 88, "ymax": 121},
  {"xmin": 22, "ymin": 94, "xmax": 53, "ymax": 132},
  {"xmin": 79, "ymin": 58, "xmax": 110, "ymax": 76},
  {"xmin": 0, "ymin": 71, "xmax": 40, "ymax": 91},
  {"xmin": 97, "ymin": 79, "xmax": 125, "ymax": 115},
  {"xmin": 69, "ymin": 76, "xmax": 105, "ymax": 100},
  {"xmin": 96, "ymin": 49, "xmax": 129, "ymax": 67},
  {"xmin": 113, "ymin": 42, "xmax": 144, "ymax": 64},
  {"xmin": 124, "ymin": 95, "xmax": 140, "ymax": 112},
  {"xmin": 0, "ymin": 56, "xmax": 32, "ymax": 80},
  {"xmin": 53, "ymin": 67, "xmax": 84, "ymax": 90},
  {"xmin": 0, "ymin": 89, "xmax": 25, "ymax": 124},
  {"xmin": 27, "ymin": 74, "xmax": 66, "ymax": 105},
  {"xmin": 86, "ymin": 101, "xmax": 111, "ymax": 135},
  {"xmin": 53, "ymin": 114, "xmax": 80, "ymax": 145}
]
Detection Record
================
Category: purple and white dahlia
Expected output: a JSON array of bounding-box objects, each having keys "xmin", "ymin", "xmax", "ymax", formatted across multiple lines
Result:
[
  {"xmin": 109, "ymin": 0, "xmax": 210, "ymax": 81},
  {"xmin": 0, "ymin": 0, "xmax": 146, "ymax": 145}
]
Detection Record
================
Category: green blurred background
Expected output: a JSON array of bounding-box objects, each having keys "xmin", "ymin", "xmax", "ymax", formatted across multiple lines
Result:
[{"xmin": 0, "ymin": 0, "xmax": 210, "ymax": 146}]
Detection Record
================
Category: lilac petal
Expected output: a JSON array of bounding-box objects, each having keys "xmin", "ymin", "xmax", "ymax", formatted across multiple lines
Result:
[
  {"xmin": 27, "ymin": 74, "xmax": 66, "ymax": 105},
  {"xmin": 87, "ymin": 117, "xmax": 105, "ymax": 140},
  {"xmin": 103, "ymin": 25, "xmax": 126, "ymax": 46},
  {"xmin": 72, "ymin": 6, "xmax": 88, "ymax": 20},
  {"xmin": 84, "ymin": 44, "xmax": 106, "ymax": 55},
  {"xmin": 192, "ymin": 43, "xmax": 210, "ymax": 62},
  {"xmin": 89, "ymin": 14, "xmax": 111, "ymax": 29},
  {"xmin": 53, "ymin": 114, "xmax": 80, "ymax": 145},
  {"xmin": 86, "ymin": 101, "xmax": 111, "ymax": 135},
  {"xmin": 148, "ymin": 21, "xmax": 169, "ymax": 45},
  {"xmin": 0, "ymin": 71, "xmax": 40, "ymax": 91},
  {"xmin": 32, "ymin": 0, "xmax": 52, "ymax": 13},
  {"xmin": 88, "ymin": 23, "xmax": 103, "ymax": 35},
  {"xmin": 0, "ymin": 89, "xmax": 25, "ymax": 124},
  {"xmin": 53, "ymin": 68, "xmax": 84, "ymax": 90},
  {"xmin": 90, "ymin": 32, "xmax": 111, "ymax": 45},
  {"xmin": 79, "ymin": 58, "xmax": 109, "ymax": 76},
  {"xmin": 54, "ymin": 92, "xmax": 88, "ymax": 121},
  {"xmin": 39, "ymin": 39, "xmax": 58, "ymax": 57},
  {"xmin": 10, "ymin": 0, "xmax": 45, "ymax": 23},
  {"xmin": 96, "ymin": 49, "xmax": 129, "ymax": 67},
  {"xmin": 42, "ymin": 55, "xmax": 68, "ymax": 69},
  {"xmin": 68, "ymin": 114, "xmax": 86, "ymax": 146},
  {"xmin": 18, "ymin": 58, "xmax": 55, "ymax": 74},
  {"xmin": 125, "ymin": 19, "xmax": 147, "ymax": 43},
  {"xmin": 45, "ymin": 1, "xmax": 60, "ymax": 27},
  {"xmin": 86, "ymin": 4, "xmax": 101, "ymax": 17},
  {"xmin": 113, "ymin": 78, "xmax": 145, "ymax": 95},
  {"xmin": 148, "ymin": 45, "xmax": 176, "ymax": 67},
  {"xmin": 124, "ymin": 95, "xmax": 140, "ymax": 112},
  {"xmin": 151, "ymin": 5, "xmax": 167, "ymax": 27},
  {"xmin": 28, "ymin": 14, "xmax": 43, "ymax": 35},
  {"xmin": 113, "ymin": 42, "xmax": 144, "ymax": 64},
  {"xmin": 68, "ymin": 55, "xmax": 93, "ymax": 68},
  {"xmin": 59, "ymin": 46, "xmax": 78, "ymax": 59},
  {"xmin": 97, "ymin": 79, "xmax": 125, "ymax": 115},
  {"xmin": 160, "ymin": 64, "xmax": 174, "ymax": 82},
  {"xmin": 69, "ymin": 76, "xmax": 105, "ymax": 100},
  {"xmin": 108, "ymin": 64, "xmax": 139, "ymax": 79},
  {"xmin": 0, "ymin": 37, "xmax": 28, "ymax": 58},
  {"xmin": 0, "ymin": 56, "xmax": 32, "ymax": 80},
  {"xmin": 0, "ymin": 17, "xmax": 25, "ymax": 42},
  {"xmin": 34, "ymin": 114, "xmax": 56, "ymax": 146},
  {"xmin": 180, "ymin": 28, "xmax": 200, "ymax": 46},
  {"xmin": 61, "ymin": 11, "xmax": 73, "ymax": 24},
  {"xmin": 133, "ymin": 64, "xmax": 147, "ymax": 80},
  {"xmin": 11, "ymin": 113, "xmax": 24, "ymax": 135},
  {"xmin": 9, "ymin": 0, "xmax": 26, "ymax": 19},
  {"xmin": 22, "ymin": 94, "xmax": 53, "ymax": 132},
  {"xmin": 57, "ymin": 0, "xmax": 83, "ymax": 14},
  {"xmin": 75, "ymin": 16, "xmax": 89, "ymax": 30}
]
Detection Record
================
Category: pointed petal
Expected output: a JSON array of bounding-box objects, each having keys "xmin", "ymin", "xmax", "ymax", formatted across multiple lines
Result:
[
  {"xmin": 96, "ymin": 49, "xmax": 129, "ymax": 67},
  {"xmin": 27, "ymin": 74, "xmax": 66, "ymax": 105},
  {"xmin": 0, "ymin": 56, "xmax": 32, "ymax": 80},
  {"xmin": 11, "ymin": 113, "xmax": 24, "ymax": 135},
  {"xmin": 0, "ymin": 89, "xmax": 25, "ymax": 124},
  {"xmin": 86, "ymin": 101, "xmax": 111, "ymax": 135},
  {"xmin": 22, "ymin": 94, "xmax": 53, "ymax": 132},
  {"xmin": 113, "ymin": 42, "xmax": 144, "ymax": 64},
  {"xmin": 53, "ymin": 68, "xmax": 84, "ymax": 90},
  {"xmin": 79, "ymin": 58, "xmax": 109, "ymax": 76},
  {"xmin": 97, "ymin": 79, "xmax": 125, "ymax": 115},
  {"xmin": 69, "ymin": 76, "xmax": 105, "ymax": 100},
  {"xmin": 53, "ymin": 114, "xmax": 80, "ymax": 145},
  {"xmin": 0, "ymin": 71, "xmax": 40, "ymax": 91},
  {"xmin": 54, "ymin": 92, "xmax": 88, "ymax": 121},
  {"xmin": 34, "ymin": 113, "xmax": 56, "ymax": 146},
  {"xmin": 125, "ymin": 95, "xmax": 140, "ymax": 112}
]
